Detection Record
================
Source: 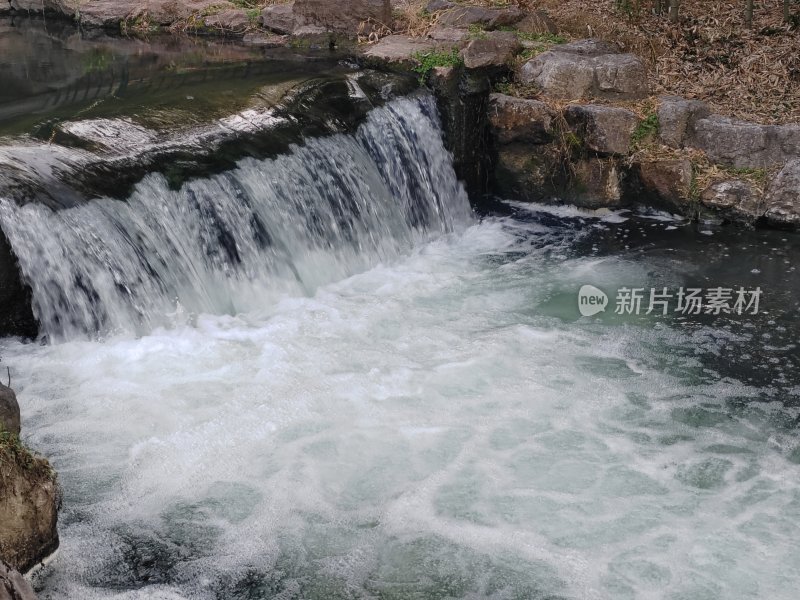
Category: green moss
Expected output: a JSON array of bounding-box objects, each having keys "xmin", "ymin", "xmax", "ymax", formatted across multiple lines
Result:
[
  {"xmin": 725, "ymin": 166, "xmax": 768, "ymax": 183},
  {"xmin": 411, "ymin": 49, "xmax": 463, "ymax": 83},
  {"xmin": 631, "ymin": 112, "xmax": 659, "ymax": 147},
  {"xmin": 0, "ymin": 429, "xmax": 53, "ymax": 480},
  {"xmin": 468, "ymin": 23, "xmax": 489, "ymax": 39}
]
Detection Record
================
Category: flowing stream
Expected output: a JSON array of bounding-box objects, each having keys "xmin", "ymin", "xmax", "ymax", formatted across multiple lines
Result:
[{"xmin": 1, "ymin": 94, "xmax": 799, "ymax": 599}]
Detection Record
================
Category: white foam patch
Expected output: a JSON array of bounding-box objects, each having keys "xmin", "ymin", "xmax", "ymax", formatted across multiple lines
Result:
[{"xmin": 3, "ymin": 217, "xmax": 799, "ymax": 600}]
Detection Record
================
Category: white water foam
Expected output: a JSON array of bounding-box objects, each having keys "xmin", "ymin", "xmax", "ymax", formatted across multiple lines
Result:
[{"xmin": 2, "ymin": 215, "xmax": 799, "ymax": 600}]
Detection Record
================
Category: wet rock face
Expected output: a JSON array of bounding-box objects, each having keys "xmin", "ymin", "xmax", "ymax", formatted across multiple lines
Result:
[
  {"xmin": 0, "ymin": 385, "xmax": 20, "ymax": 436},
  {"xmin": 0, "ymin": 560, "xmax": 37, "ymax": 600},
  {"xmin": 488, "ymin": 94, "xmax": 555, "ymax": 145},
  {"xmin": 564, "ymin": 104, "xmax": 639, "ymax": 156},
  {"xmin": 763, "ymin": 159, "xmax": 800, "ymax": 228},
  {"xmin": 701, "ymin": 179, "xmax": 763, "ymax": 222},
  {"xmin": 0, "ymin": 427, "xmax": 60, "ymax": 574},
  {"xmin": 518, "ymin": 39, "xmax": 649, "ymax": 100}
]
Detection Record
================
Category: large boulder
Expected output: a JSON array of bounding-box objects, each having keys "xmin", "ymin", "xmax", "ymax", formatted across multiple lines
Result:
[
  {"xmin": 488, "ymin": 93, "xmax": 555, "ymax": 145},
  {"xmin": 690, "ymin": 118, "xmax": 800, "ymax": 169},
  {"xmin": 460, "ymin": 31, "xmax": 520, "ymax": 70},
  {"xmin": 260, "ymin": 3, "xmax": 297, "ymax": 34},
  {"xmin": 700, "ymin": 179, "xmax": 764, "ymax": 222},
  {"xmin": 294, "ymin": 0, "xmax": 391, "ymax": 33},
  {"xmin": 564, "ymin": 104, "xmax": 640, "ymax": 156},
  {"xmin": 0, "ymin": 561, "xmax": 37, "ymax": 600},
  {"xmin": 0, "ymin": 429, "xmax": 60, "ymax": 574},
  {"xmin": 203, "ymin": 8, "xmax": 251, "ymax": 34},
  {"xmin": 519, "ymin": 39, "xmax": 649, "ymax": 100},
  {"xmin": 629, "ymin": 159, "xmax": 693, "ymax": 210},
  {"xmin": 571, "ymin": 158, "xmax": 624, "ymax": 207},
  {"xmin": 363, "ymin": 35, "xmax": 448, "ymax": 66},
  {"xmin": 763, "ymin": 159, "xmax": 800, "ymax": 228},
  {"xmin": 657, "ymin": 95, "xmax": 711, "ymax": 148},
  {"xmin": 437, "ymin": 5, "xmax": 523, "ymax": 29},
  {"xmin": 0, "ymin": 385, "xmax": 20, "ymax": 437}
]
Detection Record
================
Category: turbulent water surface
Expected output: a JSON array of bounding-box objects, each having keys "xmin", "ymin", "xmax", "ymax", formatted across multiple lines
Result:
[{"xmin": 1, "ymin": 96, "xmax": 800, "ymax": 600}]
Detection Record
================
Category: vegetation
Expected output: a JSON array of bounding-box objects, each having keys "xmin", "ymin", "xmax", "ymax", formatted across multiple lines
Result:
[
  {"xmin": 631, "ymin": 112, "xmax": 659, "ymax": 147},
  {"xmin": 411, "ymin": 49, "xmax": 464, "ymax": 83},
  {"xmin": 0, "ymin": 429, "xmax": 53, "ymax": 480}
]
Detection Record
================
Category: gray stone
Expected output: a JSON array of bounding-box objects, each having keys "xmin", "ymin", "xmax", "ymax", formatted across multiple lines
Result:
[
  {"xmin": 565, "ymin": 104, "xmax": 640, "ymax": 156},
  {"xmin": 519, "ymin": 51, "xmax": 595, "ymax": 99},
  {"xmin": 460, "ymin": 31, "xmax": 520, "ymax": 70},
  {"xmin": 0, "ymin": 383, "xmax": 20, "ymax": 436},
  {"xmin": 633, "ymin": 159, "xmax": 693, "ymax": 208},
  {"xmin": 519, "ymin": 40, "xmax": 649, "ymax": 100},
  {"xmin": 571, "ymin": 158, "xmax": 623, "ymax": 208},
  {"xmin": 9, "ymin": 0, "xmax": 75, "ymax": 14},
  {"xmin": 425, "ymin": 0, "xmax": 454, "ymax": 12},
  {"xmin": 488, "ymin": 93, "xmax": 555, "ymax": 145},
  {"xmin": 657, "ymin": 95, "xmax": 711, "ymax": 148},
  {"xmin": 700, "ymin": 179, "xmax": 763, "ymax": 222},
  {"xmin": 363, "ymin": 35, "xmax": 446, "ymax": 65},
  {"xmin": 204, "ymin": 8, "xmax": 251, "ymax": 33},
  {"xmin": 691, "ymin": 116, "xmax": 772, "ymax": 168},
  {"xmin": 294, "ymin": 0, "xmax": 391, "ymax": 34},
  {"xmin": 0, "ymin": 561, "xmax": 37, "ymax": 600},
  {"xmin": 260, "ymin": 3, "xmax": 297, "ymax": 34},
  {"xmin": 437, "ymin": 5, "xmax": 523, "ymax": 29},
  {"xmin": 427, "ymin": 26, "xmax": 469, "ymax": 44},
  {"xmin": 593, "ymin": 54, "xmax": 649, "ymax": 98},
  {"xmin": 763, "ymin": 159, "xmax": 800, "ymax": 228}
]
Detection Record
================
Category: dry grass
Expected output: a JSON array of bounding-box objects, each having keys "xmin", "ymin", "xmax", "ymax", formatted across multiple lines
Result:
[{"xmin": 537, "ymin": 0, "xmax": 800, "ymax": 124}]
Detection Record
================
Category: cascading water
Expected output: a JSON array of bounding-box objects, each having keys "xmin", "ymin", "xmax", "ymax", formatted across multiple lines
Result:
[
  {"xmin": 2, "ymin": 82, "xmax": 799, "ymax": 600},
  {"xmin": 0, "ymin": 95, "xmax": 471, "ymax": 341}
]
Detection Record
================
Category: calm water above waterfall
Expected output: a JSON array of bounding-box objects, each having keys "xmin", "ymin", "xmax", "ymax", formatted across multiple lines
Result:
[{"xmin": 2, "ymin": 19, "xmax": 800, "ymax": 600}]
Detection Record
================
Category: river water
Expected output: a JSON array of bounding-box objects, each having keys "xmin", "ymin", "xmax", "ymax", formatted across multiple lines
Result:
[{"xmin": 2, "ymin": 18, "xmax": 800, "ymax": 600}]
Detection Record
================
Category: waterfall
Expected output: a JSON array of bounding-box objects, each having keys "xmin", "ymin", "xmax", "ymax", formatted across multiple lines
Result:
[{"xmin": 0, "ymin": 95, "xmax": 472, "ymax": 341}]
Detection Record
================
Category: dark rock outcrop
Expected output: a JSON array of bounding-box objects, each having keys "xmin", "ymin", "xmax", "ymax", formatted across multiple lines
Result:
[
  {"xmin": 0, "ymin": 560, "xmax": 37, "ymax": 600},
  {"xmin": 429, "ymin": 66, "xmax": 492, "ymax": 201},
  {"xmin": 0, "ymin": 423, "xmax": 60, "ymax": 574},
  {"xmin": 518, "ymin": 40, "xmax": 649, "ymax": 100},
  {"xmin": 488, "ymin": 94, "xmax": 555, "ymax": 145},
  {"xmin": 628, "ymin": 159, "xmax": 693, "ymax": 211}
]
